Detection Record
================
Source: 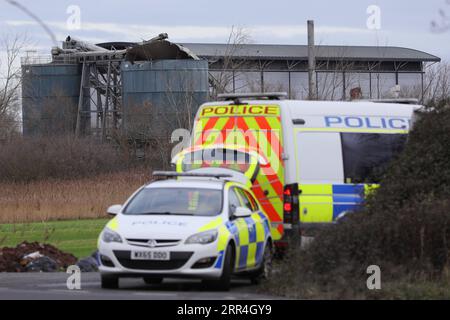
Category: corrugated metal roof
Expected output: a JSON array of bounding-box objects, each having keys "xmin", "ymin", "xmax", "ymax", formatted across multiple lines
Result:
[{"xmin": 178, "ymin": 43, "xmax": 441, "ymax": 62}]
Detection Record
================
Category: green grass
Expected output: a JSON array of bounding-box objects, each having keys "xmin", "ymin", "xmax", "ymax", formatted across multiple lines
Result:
[{"xmin": 0, "ymin": 219, "xmax": 109, "ymax": 258}]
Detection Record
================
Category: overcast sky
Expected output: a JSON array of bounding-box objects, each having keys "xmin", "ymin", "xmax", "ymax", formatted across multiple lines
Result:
[{"xmin": 0, "ymin": 0, "xmax": 449, "ymax": 60}]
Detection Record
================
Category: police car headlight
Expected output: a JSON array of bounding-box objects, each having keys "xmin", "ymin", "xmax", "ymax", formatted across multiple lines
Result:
[
  {"xmin": 102, "ymin": 228, "xmax": 123, "ymax": 243},
  {"xmin": 185, "ymin": 230, "xmax": 218, "ymax": 245}
]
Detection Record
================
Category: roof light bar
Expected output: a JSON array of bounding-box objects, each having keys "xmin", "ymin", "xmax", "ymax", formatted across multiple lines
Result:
[
  {"xmin": 152, "ymin": 171, "xmax": 233, "ymax": 179},
  {"xmin": 218, "ymin": 92, "xmax": 287, "ymax": 101}
]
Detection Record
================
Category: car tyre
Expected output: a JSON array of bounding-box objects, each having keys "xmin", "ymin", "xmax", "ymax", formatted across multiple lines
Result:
[
  {"xmin": 101, "ymin": 274, "xmax": 119, "ymax": 289},
  {"xmin": 250, "ymin": 242, "xmax": 273, "ymax": 285},
  {"xmin": 204, "ymin": 244, "xmax": 234, "ymax": 291},
  {"xmin": 143, "ymin": 277, "xmax": 163, "ymax": 285}
]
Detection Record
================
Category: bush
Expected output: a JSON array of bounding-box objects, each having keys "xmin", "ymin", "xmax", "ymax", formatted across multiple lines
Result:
[
  {"xmin": 265, "ymin": 105, "xmax": 450, "ymax": 299},
  {"xmin": 0, "ymin": 135, "xmax": 131, "ymax": 182}
]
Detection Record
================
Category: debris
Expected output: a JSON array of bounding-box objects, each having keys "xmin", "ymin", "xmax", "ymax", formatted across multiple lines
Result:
[
  {"xmin": 23, "ymin": 251, "xmax": 44, "ymax": 260},
  {"xmin": 20, "ymin": 251, "xmax": 44, "ymax": 266},
  {"xmin": 76, "ymin": 256, "xmax": 99, "ymax": 272},
  {"xmin": 0, "ymin": 241, "xmax": 77, "ymax": 272},
  {"xmin": 75, "ymin": 251, "xmax": 100, "ymax": 272},
  {"xmin": 25, "ymin": 256, "xmax": 58, "ymax": 272}
]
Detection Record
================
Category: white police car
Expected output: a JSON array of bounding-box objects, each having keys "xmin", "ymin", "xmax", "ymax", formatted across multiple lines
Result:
[{"xmin": 98, "ymin": 170, "xmax": 273, "ymax": 290}]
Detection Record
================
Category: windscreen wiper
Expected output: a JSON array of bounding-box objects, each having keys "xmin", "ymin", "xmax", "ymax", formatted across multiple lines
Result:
[{"xmin": 134, "ymin": 212, "xmax": 194, "ymax": 216}]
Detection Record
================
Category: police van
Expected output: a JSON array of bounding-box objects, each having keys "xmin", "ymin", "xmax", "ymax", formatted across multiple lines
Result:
[{"xmin": 173, "ymin": 93, "xmax": 420, "ymax": 245}]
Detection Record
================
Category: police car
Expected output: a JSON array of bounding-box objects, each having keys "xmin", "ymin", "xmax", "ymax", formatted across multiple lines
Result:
[{"xmin": 98, "ymin": 170, "xmax": 273, "ymax": 290}]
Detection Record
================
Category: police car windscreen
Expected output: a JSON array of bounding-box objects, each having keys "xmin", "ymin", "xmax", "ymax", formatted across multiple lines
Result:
[
  {"xmin": 123, "ymin": 188, "xmax": 223, "ymax": 216},
  {"xmin": 182, "ymin": 149, "xmax": 251, "ymax": 173},
  {"xmin": 341, "ymin": 133, "xmax": 407, "ymax": 183}
]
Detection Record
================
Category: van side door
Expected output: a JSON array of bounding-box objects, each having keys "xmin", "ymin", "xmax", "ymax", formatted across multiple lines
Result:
[{"xmin": 294, "ymin": 131, "xmax": 343, "ymax": 224}]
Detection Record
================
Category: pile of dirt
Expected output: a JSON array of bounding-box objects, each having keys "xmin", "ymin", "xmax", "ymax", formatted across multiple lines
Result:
[{"xmin": 0, "ymin": 241, "xmax": 77, "ymax": 272}]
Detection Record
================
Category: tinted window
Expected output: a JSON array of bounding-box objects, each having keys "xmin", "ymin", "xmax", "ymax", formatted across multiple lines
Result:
[
  {"xmin": 124, "ymin": 188, "xmax": 223, "ymax": 216},
  {"xmin": 341, "ymin": 133, "xmax": 407, "ymax": 183},
  {"xmin": 228, "ymin": 188, "xmax": 242, "ymax": 215}
]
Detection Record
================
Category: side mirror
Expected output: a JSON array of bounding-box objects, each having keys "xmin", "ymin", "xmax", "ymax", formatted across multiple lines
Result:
[
  {"xmin": 107, "ymin": 204, "xmax": 122, "ymax": 216},
  {"xmin": 233, "ymin": 206, "xmax": 252, "ymax": 218}
]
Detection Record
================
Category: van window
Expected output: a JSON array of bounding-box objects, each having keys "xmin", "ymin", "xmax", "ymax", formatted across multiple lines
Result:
[
  {"xmin": 181, "ymin": 149, "xmax": 251, "ymax": 174},
  {"xmin": 341, "ymin": 133, "xmax": 407, "ymax": 183}
]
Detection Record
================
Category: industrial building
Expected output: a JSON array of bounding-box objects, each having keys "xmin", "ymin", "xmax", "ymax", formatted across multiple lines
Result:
[
  {"xmin": 21, "ymin": 35, "xmax": 440, "ymax": 138},
  {"xmin": 182, "ymin": 43, "xmax": 441, "ymax": 100},
  {"xmin": 21, "ymin": 34, "xmax": 209, "ymax": 138}
]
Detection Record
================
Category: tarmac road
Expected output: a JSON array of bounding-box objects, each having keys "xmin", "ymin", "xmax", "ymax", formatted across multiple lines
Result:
[{"xmin": 0, "ymin": 273, "xmax": 280, "ymax": 300}]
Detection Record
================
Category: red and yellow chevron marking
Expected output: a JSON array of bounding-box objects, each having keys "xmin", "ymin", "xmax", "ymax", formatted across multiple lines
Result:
[
  {"xmin": 194, "ymin": 117, "xmax": 219, "ymax": 146},
  {"xmin": 234, "ymin": 116, "xmax": 284, "ymax": 239},
  {"xmin": 191, "ymin": 105, "xmax": 285, "ymax": 240}
]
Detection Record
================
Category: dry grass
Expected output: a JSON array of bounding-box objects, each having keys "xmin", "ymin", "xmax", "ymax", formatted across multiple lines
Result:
[{"xmin": 0, "ymin": 169, "xmax": 149, "ymax": 223}]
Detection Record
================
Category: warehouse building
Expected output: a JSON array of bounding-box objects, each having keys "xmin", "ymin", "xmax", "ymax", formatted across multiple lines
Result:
[{"xmin": 181, "ymin": 43, "xmax": 441, "ymax": 101}]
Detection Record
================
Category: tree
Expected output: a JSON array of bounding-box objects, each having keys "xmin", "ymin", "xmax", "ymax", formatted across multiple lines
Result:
[
  {"xmin": 422, "ymin": 62, "xmax": 450, "ymax": 104},
  {"xmin": 431, "ymin": 0, "xmax": 450, "ymax": 32},
  {"xmin": 0, "ymin": 34, "xmax": 27, "ymax": 141},
  {"xmin": 208, "ymin": 26, "xmax": 252, "ymax": 98}
]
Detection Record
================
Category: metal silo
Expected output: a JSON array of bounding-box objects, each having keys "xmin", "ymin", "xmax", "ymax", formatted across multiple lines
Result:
[
  {"xmin": 21, "ymin": 63, "xmax": 88, "ymax": 136},
  {"xmin": 121, "ymin": 59, "xmax": 209, "ymax": 137}
]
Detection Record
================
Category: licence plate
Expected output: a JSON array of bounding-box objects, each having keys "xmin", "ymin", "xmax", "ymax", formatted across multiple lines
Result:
[{"xmin": 131, "ymin": 251, "xmax": 170, "ymax": 261}]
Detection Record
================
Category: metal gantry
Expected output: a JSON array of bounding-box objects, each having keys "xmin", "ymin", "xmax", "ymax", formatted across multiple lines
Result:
[{"xmin": 75, "ymin": 56, "xmax": 123, "ymax": 140}]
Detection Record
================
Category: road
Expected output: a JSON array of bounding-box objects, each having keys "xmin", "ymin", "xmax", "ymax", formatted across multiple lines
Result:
[{"xmin": 0, "ymin": 273, "xmax": 280, "ymax": 300}]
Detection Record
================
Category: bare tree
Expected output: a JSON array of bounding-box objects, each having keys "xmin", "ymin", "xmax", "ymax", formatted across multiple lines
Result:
[
  {"xmin": 115, "ymin": 69, "xmax": 207, "ymax": 169},
  {"xmin": 0, "ymin": 34, "xmax": 27, "ymax": 141},
  {"xmin": 421, "ymin": 62, "xmax": 450, "ymax": 103},
  {"xmin": 393, "ymin": 62, "xmax": 450, "ymax": 105},
  {"xmin": 431, "ymin": 0, "xmax": 450, "ymax": 32},
  {"xmin": 313, "ymin": 46, "xmax": 360, "ymax": 101},
  {"xmin": 208, "ymin": 26, "xmax": 252, "ymax": 98}
]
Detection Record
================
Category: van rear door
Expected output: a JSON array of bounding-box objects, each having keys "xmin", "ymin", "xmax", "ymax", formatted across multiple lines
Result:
[{"xmin": 187, "ymin": 104, "xmax": 286, "ymax": 240}]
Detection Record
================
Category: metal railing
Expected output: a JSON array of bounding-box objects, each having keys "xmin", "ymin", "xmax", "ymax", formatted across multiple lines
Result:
[{"xmin": 21, "ymin": 55, "xmax": 78, "ymax": 66}]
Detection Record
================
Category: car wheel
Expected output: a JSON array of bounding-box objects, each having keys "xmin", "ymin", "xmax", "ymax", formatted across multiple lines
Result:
[
  {"xmin": 250, "ymin": 242, "xmax": 273, "ymax": 285},
  {"xmin": 101, "ymin": 274, "xmax": 119, "ymax": 289},
  {"xmin": 143, "ymin": 277, "xmax": 163, "ymax": 285},
  {"xmin": 204, "ymin": 244, "xmax": 234, "ymax": 291}
]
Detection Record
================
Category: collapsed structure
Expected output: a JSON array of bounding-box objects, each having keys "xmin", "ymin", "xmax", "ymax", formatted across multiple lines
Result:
[{"xmin": 21, "ymin": 34, "xmax": 208, "ymax": 137}]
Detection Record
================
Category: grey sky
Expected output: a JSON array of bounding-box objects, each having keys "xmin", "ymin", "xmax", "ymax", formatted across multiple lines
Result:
[{"xmin": 0, "ymin": 0, "xmax": 449, "ymax": 60}]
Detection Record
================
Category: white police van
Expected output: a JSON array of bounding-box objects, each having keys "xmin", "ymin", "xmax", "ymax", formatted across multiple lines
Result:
[{"xmin": 173, "ymin": 93, "xmax": 420, "ymax": 243}]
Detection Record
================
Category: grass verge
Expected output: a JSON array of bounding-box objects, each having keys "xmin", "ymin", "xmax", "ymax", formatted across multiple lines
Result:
[{"xmin": 0, "ymin": 218, "xmax": 109, "ymax": 258}]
